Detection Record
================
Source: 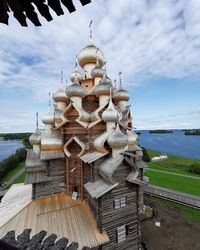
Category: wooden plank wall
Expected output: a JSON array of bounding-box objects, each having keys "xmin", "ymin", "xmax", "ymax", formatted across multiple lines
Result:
[
  {"xmin": 33, "ymin": 159, "xmax": 66, "ymax": 198},
  {"xmin": 100, "ymin": 184, "xmax": 140, "ymax": 250}
]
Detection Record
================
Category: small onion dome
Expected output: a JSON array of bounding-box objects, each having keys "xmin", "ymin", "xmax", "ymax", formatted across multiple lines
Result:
[
  {"xmin": 70, "ymin": 70, "xmax": 83, "ymax": 82},
  {"xmin": 78, "ymin": 43, "xmax": 105, "ymax": 68},
  {"xmin": 108, "ymin": 124, "xmax": 128, "ymax": 148},
  {"xmin": 66, "ymin": 76, "xmax": 87, "ymax": 98},
  {"xmin": 91, "ymin": 66, "xmax": 104, "ymax": 78},
  {"xmin": 42, "ymin": 107, "xmax": 54, "ymax": 125},
  {"xmin": 93, "ymin": 73, "xmax": 112, "ymax": 97},
  {"xmin": 127, "ymin": 131, "xmax": 138, "ymax": 145},
  {"xmin": 102, "ymin": 98, "xmax": 118, "ymax": 122},
  {"xmin": 53, "ymin": 84, "xmax": 68, "ymax": 102},
  {"xmin": 113, "ymin": 88, "xmax": 130, "ymax": 102},
  {"xmin": 29, "ymin": 128, "xmax": 41, "ymax": 145}
]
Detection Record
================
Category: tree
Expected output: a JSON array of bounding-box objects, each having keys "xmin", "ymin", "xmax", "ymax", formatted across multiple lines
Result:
[
  {"xmin": 188, "ymin": 162, "xmax": 200, "ymax": 174},
  {"xmin": 142, "ymin": 147, "xmax": 151, "ymax": 162}
]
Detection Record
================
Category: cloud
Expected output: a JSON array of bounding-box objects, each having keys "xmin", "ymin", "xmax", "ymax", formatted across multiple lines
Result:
[
  {"xmin": 135, "ymin": 109, "xmax": 200, "ymax": 129},
  {"xmin": 1, "ymin": 0, "xmax": 200, "ymax": 132}
]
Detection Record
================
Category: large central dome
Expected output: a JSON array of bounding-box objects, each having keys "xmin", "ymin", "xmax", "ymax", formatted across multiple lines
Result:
[{"xmin": 78, "ymin": 42, "xmax": 105, "ymax": 68}]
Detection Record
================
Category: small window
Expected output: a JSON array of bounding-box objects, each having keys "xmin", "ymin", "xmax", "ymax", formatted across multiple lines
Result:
[
  {"xmin": 117, "ymin": 225, "xmax": 126, "ymax": 243},
  {"xmin": 114, "ymin": 197, "xmax": 127, "ymax": 209}
]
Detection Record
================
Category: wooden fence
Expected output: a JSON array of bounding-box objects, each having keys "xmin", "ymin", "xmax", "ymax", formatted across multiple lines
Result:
[{"xmin": 144, "ymin": 184, "xmax": 200, "ymax": 209}]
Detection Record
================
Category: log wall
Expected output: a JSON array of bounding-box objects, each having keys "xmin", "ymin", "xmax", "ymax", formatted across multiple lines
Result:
[{"xmin": 33, "ymin": 159, "xmax": 66, "ymax": 198}]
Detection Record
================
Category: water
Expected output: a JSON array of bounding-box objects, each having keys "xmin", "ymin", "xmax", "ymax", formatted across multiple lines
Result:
[
  {"xmin": 0, "ymin": 140, "xmax": 23, "ymax": 162},
  {"xmin": 138, "ymin": 130, "xmax": 200, "ymax": 160}
]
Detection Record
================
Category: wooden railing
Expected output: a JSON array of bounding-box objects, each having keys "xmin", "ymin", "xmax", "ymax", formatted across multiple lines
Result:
[{"xmin": 144, "ymin": 184, "xmax": 200, "ymax": 209}]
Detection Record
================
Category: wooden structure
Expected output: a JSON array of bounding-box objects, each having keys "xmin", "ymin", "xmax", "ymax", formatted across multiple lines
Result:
[
  {"xmin": 144, "ymin": 184, "xmax": 200, "ymax": 209},
  {"xmin": 0, "ymin": 184, "xmax": 108, "ymax": 249},
  {"xmin": 0, "ymin": 0, "xmax": 91, "ymax": 26},
  {"xmin": 0, "ymin": 33, "xmax": 146, "ymax": 249}
]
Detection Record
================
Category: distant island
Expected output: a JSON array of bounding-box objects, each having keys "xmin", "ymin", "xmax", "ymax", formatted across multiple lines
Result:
[
  {"xmin": 149, "ymin": 130, "xmax": 173, "ymax": 134},
  {"xmin": 0, "ymin": 133, "xmax": 31, "ymax": 140},
  {"xmin": 184, "ymin": 129, "xmax": 200, "ymax": 136},
  {"xmin": 0, "ymin": 133, "xmax": 32, "ymax": 148}
]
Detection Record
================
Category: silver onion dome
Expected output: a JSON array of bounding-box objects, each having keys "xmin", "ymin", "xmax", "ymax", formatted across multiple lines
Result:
[
  {"xmin": 42, "ymin": 106, "xmax": 55, "ymax": 125},
  {"xmin": 66, "ymin": 75, "xmax": 87, "ymax": 98},
  {"xmin": 29, "ymin": 112, "xmax": 41, "ymax": 144},
  {"xmin": 102, "ymin": 97, "xmax": 118, "ymax": 122},
  {"xmin": 29, "ymin": 128, "xmax": 41, "ymax": 145},
  {"xmin": 53, "ymin": 83, "xmax": 68, "ymax": 102},
  {"xmin": 91, "ymin": 57, "xmax": 104, "ymax": 78},
  {"xmin": 70, "ymin": 70, "xmax": 83, "ymax": 82},
  {"xmin": 91, "ymin": 66, "xmax": 104, "ymax": 78},
  {"xmin": 107, "ymin": 124, "xmax": 128, "ymax": 148},
  {"xmin": 113, "ymin": 89, "xmax": 130, "ymax": 102},
  {"xmin": 93, "ymin": 73, "xmax": 112, "ymax": 97},
  {"xmin": 78, "ymin": 43, "xmax": 105, "ymax": 68},
  {"xmin": 113, "ymin": 75, "xmax": 130, "ymax": 102}
]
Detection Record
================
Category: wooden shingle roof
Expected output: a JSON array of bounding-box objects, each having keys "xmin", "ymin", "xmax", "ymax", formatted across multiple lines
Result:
[{"xmin": 0, "ymin": 0, "xmax": 91, "ymax": 26}]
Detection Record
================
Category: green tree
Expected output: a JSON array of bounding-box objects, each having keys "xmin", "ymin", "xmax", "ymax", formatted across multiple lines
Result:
[
  {"xmin": 188, "ymin": 162, "xmax": 200, "ymax": 174},
  {"xmin": 142, "ymin": 147, "xmax": 151, "ymax": 162}
]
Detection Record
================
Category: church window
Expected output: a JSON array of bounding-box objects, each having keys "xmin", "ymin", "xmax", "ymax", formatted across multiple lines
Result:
[{"xmin": 114, "ymin": 197, "xmax": 127, "ymax": 209}]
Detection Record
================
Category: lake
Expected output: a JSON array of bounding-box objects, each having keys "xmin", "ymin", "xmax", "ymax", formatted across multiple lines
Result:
[
  {"xmin": 0, "ymin": 140, "xmax": 23, "ymax": 162},
  {"xmin": 138, "ymin": 130, "xmax": 200, "ymax": 160}
]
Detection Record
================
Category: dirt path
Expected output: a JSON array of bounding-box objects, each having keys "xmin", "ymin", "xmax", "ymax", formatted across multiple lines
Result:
[{"xmin": 147, "ymin": 168, "xmax": 200, "ymax": 180}]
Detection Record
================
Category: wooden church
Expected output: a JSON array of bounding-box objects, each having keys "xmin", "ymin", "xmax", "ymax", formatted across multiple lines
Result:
[{"xmin": 0, "ymin": 31, "xmax": 146, "ymax": 250}]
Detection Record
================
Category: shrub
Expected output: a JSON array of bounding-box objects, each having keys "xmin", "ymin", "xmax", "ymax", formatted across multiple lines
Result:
[
  {"xmin": 16, "ymin": 148, "xmax": 27, "ymax": 162},
  {"xmin": 188, "ymin": 162, "xmax": 200, "ymax": 174}
]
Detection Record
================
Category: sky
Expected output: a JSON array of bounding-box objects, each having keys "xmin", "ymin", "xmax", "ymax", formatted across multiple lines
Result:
[{"xmin": 0, "ymin": 0, "xmax": 200, "ymax": 132}]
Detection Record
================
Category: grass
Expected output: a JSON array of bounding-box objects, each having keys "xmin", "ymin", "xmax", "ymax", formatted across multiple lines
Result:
[
  {"xmin": 14, "ymin": 172, "xmax": 25, "ymax": 184},
  {"xmin": 145, "ymin": 149, "xmax": 200, "ymax": 195},
  {"xmin": 146, "ymin": 195, "xmax": 200, "ymax": 224},
  {"xmin": 147, "ymin": 162, "xmax": 199, "ymax": 177},
  {"xmin": 147, "ymin": 149, "xmax": 200, "ymax": 166},
  {"xmin": 146, "ymin": 170, "xmax": 200, "ymax": 196},
  {"xmin": 2, "ymin": 162, "xmax": 25, "ymax": 183}
]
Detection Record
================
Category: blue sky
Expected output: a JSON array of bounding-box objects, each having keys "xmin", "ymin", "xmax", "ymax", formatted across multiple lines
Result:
[{"xmin": 0, "ymin": 0, "xmax": 200, "ymax": 132}]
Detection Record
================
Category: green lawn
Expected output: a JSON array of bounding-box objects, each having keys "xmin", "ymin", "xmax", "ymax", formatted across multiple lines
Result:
[
  {"xmin": 147, "ymin": 149, "xmax": 200, "ymax": 183},
  {"xmin": 146, "ymin": 195, "xmax": 200, "ymax": 224},
  {"xmin": 146, "ymin": 170, "xmax": 200, "ymax": 196},
  {"xmin": 147, "ymin": 162, "xmax": 199, "ymax": 177},
  {"xmin": 14, "ymin": 172, "xmax": 26, "ymax": 184},
  {"xmin": 147, "ymin": 149, "xmax": 200, "ymax": 166},
  {"xmin": 2, "ymin": 162, "xmax": 25, "ymax": 182}
]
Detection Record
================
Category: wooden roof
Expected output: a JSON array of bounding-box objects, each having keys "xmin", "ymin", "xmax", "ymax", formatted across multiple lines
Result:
[
  {"xmin": 0, "ymin": 184, "xmax": 109, "ymax": 249},
  {"xmin": 0, "ymin": 0, "xmax": 91, "ymax": 26}
]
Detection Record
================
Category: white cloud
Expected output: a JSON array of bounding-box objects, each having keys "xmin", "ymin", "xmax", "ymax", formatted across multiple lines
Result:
[
  {"xmin": 135, "ymin": 109, "xmax": 200, "ymax": 130},
  {"xmin": 0, "ymin": 0, "xmax": 200, "ymax": 132}
]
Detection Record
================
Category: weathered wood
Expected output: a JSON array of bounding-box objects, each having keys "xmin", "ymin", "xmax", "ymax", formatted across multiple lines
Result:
[
  {"xmin": 144, "ymin": 184, "xmax": 200, "ymax": 209},
  {"xmin": 0, "ymin": 192, "xmax": 109, "ymax": 249}
]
